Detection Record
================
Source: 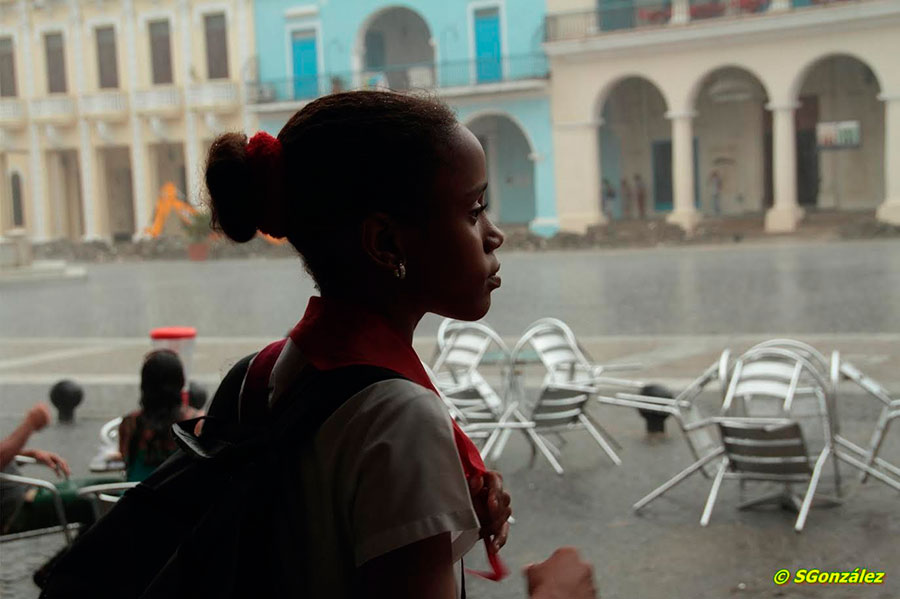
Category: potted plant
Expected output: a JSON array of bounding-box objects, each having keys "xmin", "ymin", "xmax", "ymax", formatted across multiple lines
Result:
[{"xmin": 182, "ymin": 209, "xmax": 213, "ymax": 261}]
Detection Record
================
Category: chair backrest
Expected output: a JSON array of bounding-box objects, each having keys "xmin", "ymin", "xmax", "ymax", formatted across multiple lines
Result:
[
  {"xmin": 100, "ymin": 416, "xmax": 122, "ymax": 446},
  {"xmin": 433, "ymin": 320, "xmax": 508, "ymax": 377},
  {"xmin": 717, "ymin": 419, "xmax": 812, "ymax": 479},
  {"xmin": 513, "ymin": 318, "xmax": 594, "ymax": 385},
  {"xmin": 724, "ymin": 347, "xmax": 831, "ymax": 417},
  {"xmin": 529, "ymin": 386, "xmax": 591, "ymax": 427},
  {"xmin": 749, "ymin": 339, "xmax": 829, "ymax": 377}
]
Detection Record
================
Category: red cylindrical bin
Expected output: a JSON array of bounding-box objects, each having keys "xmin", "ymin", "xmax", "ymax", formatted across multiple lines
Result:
[{"xmin": 149, "ymin": 327, "xmax": 197, "ymax": 394}]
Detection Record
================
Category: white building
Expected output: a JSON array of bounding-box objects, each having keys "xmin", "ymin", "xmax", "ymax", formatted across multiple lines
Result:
[
  {"xmin": 0, "ymin": 0, "xmax": 254, "ymax": 241},
  {"xmin": 544, "ymin": 0, "xmax": 900, "ymax": 233}
]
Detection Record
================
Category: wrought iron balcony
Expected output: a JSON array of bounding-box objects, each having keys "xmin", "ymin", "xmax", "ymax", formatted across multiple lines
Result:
[
  {"xmin": 186, "ymin": 81, "xmax": 239, "ymax": 111},
  {"xmin": 0, "ymin": 97, "xmax": 26, "ymax": 128},
  {"xmin": 544, "ymin": 0, "xmax": 856, "ymax": 41},
  {"xmin": 29, "ymin": 96, "xmax": 76, "ymax": 123},
  {"xmin": 248, "ymin": 54, "xmax": 549, "ymax": 105},
  {"xmin": 81, "ymin": 91, "xmax": 128, "ymax": 120},
  {"xmin": 133, "ymin": 86, "xmax": 182, "ymax": 114}
]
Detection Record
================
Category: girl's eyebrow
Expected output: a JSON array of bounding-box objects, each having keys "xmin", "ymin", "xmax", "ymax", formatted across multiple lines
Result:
[{"xmin": 467, "ymin": 182, "xmax": 488, "ymax": 197}]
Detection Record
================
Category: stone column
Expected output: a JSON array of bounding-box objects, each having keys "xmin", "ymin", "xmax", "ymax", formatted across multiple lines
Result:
[
  {"xmin": 124, "ymin": 0, "xmax": 151, "ymax": 237},
  {"xmin": 19, "ymin": 0, "xmax": 48, "ymax": 240},
  {"xmin": 665, "ymin": 111, "xmax": 701, "ymax": 234},
  {"xmin": 671, "ymin": 0, "xmax": 690, "ymax": 24},
  {"xmin": 875, "ymin": 94, "xmax": 900, "ymax": 225},
  {"xmin": 27, "ymin": 126, "xmax": 48, "ymax": 241},
  {"xmin": 0, "ymin": 152, "xmax": 8, "ymax": 232},
  {"xmin": 69, "ymin": 0, "xmax": 99, "ymax": 239},
  {"xmin": 765, "ymin": 102, "xmax": 804, "ymax": 232},
  {"xmin": 552, "ymin": 119, "xmax": 604, "ymax": 232},
  {"xmin": 236, "ymin": 0, "xmax": 253, "ymax": 133},
  {"xmin": 180, "ymin": 0, "xmax": 200, "ymax": 205}
]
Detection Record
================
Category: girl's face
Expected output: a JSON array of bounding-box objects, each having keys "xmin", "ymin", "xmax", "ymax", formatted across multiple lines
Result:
[{"xmin": 406, "ymin": 125, "xmax": 505, "ymax": 321}]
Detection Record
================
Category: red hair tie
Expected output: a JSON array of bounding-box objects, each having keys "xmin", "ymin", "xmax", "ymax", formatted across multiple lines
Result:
[{"xmin": 246, "ymin": 131, "xmax": 288, "ymax": 239}]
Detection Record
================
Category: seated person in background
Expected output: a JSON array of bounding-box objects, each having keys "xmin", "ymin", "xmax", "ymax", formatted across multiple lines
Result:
[
  {"xmin": 1, "ymin": 403, "xmax": 112, "ymax": 534},
  {"xmin": 118, "ymin": 349, "xmax": 201, "ymax": 482}
]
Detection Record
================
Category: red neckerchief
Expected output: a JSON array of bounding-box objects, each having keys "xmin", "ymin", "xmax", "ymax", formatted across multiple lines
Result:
[{"xmin": 287, "ymin": 296, "xmax": 507, "ymax": 581}]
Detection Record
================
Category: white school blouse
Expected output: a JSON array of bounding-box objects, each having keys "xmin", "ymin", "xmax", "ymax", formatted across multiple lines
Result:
[{"xmin": 280, "ymin": 375, "xmax": 481, "ymax": 597}]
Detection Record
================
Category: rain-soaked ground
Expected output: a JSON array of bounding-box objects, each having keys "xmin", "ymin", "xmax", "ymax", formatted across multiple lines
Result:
[{"xmin": 2, "ymin": 239, "xmax": 899, "ymax": 598}]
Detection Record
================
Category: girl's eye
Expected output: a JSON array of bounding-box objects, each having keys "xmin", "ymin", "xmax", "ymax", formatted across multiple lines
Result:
[{"xmin": 470, "ymin": 202, "xmax": 489, "ymax": 220}]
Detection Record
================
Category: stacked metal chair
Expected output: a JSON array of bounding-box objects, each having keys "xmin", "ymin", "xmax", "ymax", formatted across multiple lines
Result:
[{"xmin": 487, "ymin": 318, "xmax": 645, "ymax": 474}]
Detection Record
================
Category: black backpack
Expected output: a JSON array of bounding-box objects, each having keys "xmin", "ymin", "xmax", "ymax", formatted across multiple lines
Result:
[{"xmin": 40, "ymin": 355, "xmax": 402, "ymax": 599}]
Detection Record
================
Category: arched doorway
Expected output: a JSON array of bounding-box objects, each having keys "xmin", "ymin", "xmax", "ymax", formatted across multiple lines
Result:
[
  {"xmin": 359, "ymin": 7, "xmax": 434, "ymax": 91},
  {"xmin": 466, "ymin": 114, "xmax": 536, "ymax": 227},
  {"xmin": 692, "ymin": 66, "xmax": 770, "ymax": 216},
  {"xmin": 597, "ymin": 77, "xmax": 668, "ymax": 220},
  {"xmin": 10, "ymin": 171, "xmax": 24, "ymax": 227},
  {"xmin": 794, "ymin": 55, "xmax": 883, "ymax": 209}
]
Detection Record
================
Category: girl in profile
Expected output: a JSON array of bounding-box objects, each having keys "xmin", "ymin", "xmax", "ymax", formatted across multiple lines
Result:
[{"xmin": 203, "ymin": 90, "xmax": 595, "ymax": 599}]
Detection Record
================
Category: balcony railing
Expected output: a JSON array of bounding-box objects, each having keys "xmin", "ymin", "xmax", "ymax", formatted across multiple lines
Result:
[
  {"xmin": 545, "ymin": 0, "xmax": 854, "ymax": 41},
  {"xmin": 248, "ymin": 54, "xmax": 549, "ymax": 105},
  {"xmin": 186, "ymin": 81, "xmax": 239, "ymax": 111},
  {"xmin": 133, "ymin": 86, "xmax": 182, "ymax": 113},
  {"xmin": 0, "ymin": 98, "xmax": 26, "ymax": 127},
  {"xmin": 81, "ymin": 91, "xmax": 128, "ymax": 120},
  {"xmin": 30, "ymin": 96, "xmax": 76, "ymax": 122}
]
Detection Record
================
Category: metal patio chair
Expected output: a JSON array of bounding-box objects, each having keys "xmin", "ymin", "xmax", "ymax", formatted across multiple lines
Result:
[
  {"xmin": 430, "ymin": 320, "xmax": 513, "ymax": 423},
  {"xmin": 485, "ymin": 318, "xmax": 646, "ymax": 473},
  {"xmin": 700, "ymin": 417, "xmax": 830, "ymax": 532},
  {"xmin": 831, "ymin": 353, "xmax": 900, "ymax": 488},
  {"xmin": 89, "ymin": 416, "xmax": 126, "ymax": 473},
  {"xmin": 77, "ymin": 482, "xmax": 140, "ymax": 521},
  {"xmin": 0, "ymin": 456, "xmax": 74, "ymax": 545},
  {"xmin": 514, "ymin": 317, "xmax": 644, "ymax": 389}
]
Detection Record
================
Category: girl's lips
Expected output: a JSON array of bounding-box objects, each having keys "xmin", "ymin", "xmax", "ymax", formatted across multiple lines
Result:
[{"xmin": 487, "ymin": 275, "xmax": 502, "ymax": 289}]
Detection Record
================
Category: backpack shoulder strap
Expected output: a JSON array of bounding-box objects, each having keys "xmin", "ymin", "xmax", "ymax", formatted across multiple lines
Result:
[{"xmin": 268, "ymin": 365, "xmax": 407, "ymax": 441}]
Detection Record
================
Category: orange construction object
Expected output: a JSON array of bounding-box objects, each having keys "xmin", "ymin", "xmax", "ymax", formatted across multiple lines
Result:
[{"xmin": 144, "ymin": 182, "xmax": 197, "ymax": 238}]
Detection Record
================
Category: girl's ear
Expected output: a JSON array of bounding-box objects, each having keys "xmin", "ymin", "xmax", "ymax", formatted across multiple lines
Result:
[{"xmin": 360, "ymin": 212, "xmax": 406, "ymax": 274}]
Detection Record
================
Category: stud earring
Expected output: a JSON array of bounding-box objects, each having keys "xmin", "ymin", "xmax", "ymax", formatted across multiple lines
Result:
[{"xmin": 395, "ymin": 262, "xmax": 406, "ymax": 280}]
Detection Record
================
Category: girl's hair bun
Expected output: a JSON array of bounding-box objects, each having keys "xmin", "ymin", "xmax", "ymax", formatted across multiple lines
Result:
[{"xmin": 204, "ymin": 132, "xmax": 259, "ymax": 243}]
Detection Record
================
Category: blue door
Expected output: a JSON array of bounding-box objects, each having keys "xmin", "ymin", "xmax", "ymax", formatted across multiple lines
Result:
[
  {"xmin": 292, "ymin": 32, "xmax": 318, "ymax": 100},
  {"xmin": 652, "ymin": 138, "xmax": 701, "ymax": 212},
  {"xmin": 474, "ymin": 9, "xmax": 502, "ymax": 83}
]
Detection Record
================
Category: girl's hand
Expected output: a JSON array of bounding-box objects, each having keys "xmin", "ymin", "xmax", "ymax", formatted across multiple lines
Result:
[
  {"xmin": 526, "ymin": 547, "xmax": 596, "ymax": 599},
  {"xmin": 468, "ymin": 470, "xmax": 512, "ymax": 554},
  {"xmin": 27, "ymin": 450, "xmax": 71, "ymax": 479}
]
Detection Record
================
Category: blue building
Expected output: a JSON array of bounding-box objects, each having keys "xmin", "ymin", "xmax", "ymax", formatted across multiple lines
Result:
[{"xmin": 248, "ymin": 0, "xmax": 558, "ymax": 236}]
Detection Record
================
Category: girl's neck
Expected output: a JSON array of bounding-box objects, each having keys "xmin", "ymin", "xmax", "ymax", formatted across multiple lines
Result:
[{"xmin": 319, "ymin": 290, "xmax": 423, "ymax": 345}]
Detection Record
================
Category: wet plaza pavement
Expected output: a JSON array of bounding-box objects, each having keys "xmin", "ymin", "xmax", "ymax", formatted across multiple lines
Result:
[{"xmin": 1, "ymin": 239, "xmax": 899, "ymax": 598}]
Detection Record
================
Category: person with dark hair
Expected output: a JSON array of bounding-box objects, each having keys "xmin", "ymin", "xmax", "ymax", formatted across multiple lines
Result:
[
  {"xmin": 118, "ymin": 349, "xmax": 200, "ymax": 482},
  {"xmin": 202, "ymin": 90, "xmax": 596, "ymax": 599}
]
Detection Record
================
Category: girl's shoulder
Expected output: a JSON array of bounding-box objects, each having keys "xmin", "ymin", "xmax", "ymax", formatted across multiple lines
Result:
[{"xmin": 339, "ymin": 377, "xmax": 448, "ymax": 427}]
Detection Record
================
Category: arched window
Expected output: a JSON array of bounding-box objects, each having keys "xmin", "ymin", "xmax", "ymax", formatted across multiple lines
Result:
[{"xmin": 11, "ymin": 171, "xmax": 23, "ymax": 227}]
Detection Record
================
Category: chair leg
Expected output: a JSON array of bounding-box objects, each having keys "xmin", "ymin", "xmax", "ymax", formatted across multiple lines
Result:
[
  {"xmin": 700, "ymin": 459, "xmax": 729, "ymax": 527},
  {"xmin": 579, "ymin": 414, "xmax": 622, "ymax": 466},
  {"xmin": 835, "ymin": 450, "xmax": 900, "ymax": 492},
  {"xmin": 584, "ymin": 412, "xmax": 623, "ymax": 451},
  {"xmin": 488, "ymin": 404, "xmax": 520, "ymax": 463},
  {"xmin": 861, "ymin": 413, "xmax": 893, "ymax": 484},
  {"xmin": 524, "ymin": 426, "xmax": 565, "ymax": 475},
  {"xmin": 633, "ymin": 448, "xmax": 725, "ymax": 512},
  {"xmin": 795, "ymin": 446, "xmax": 831, "ymax": 532}
]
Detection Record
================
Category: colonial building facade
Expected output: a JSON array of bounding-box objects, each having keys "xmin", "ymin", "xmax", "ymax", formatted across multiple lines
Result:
[
  {"xmin": 0, "ymin": 0, "xmax": 254, "ymax": 241},
  {"xmin": 544, "ymin": 0, "xmax": 900, "ymax": 232},
  {"xmin": 248, "ymin": 0, "xmax": 558, "ymax": 235}
]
